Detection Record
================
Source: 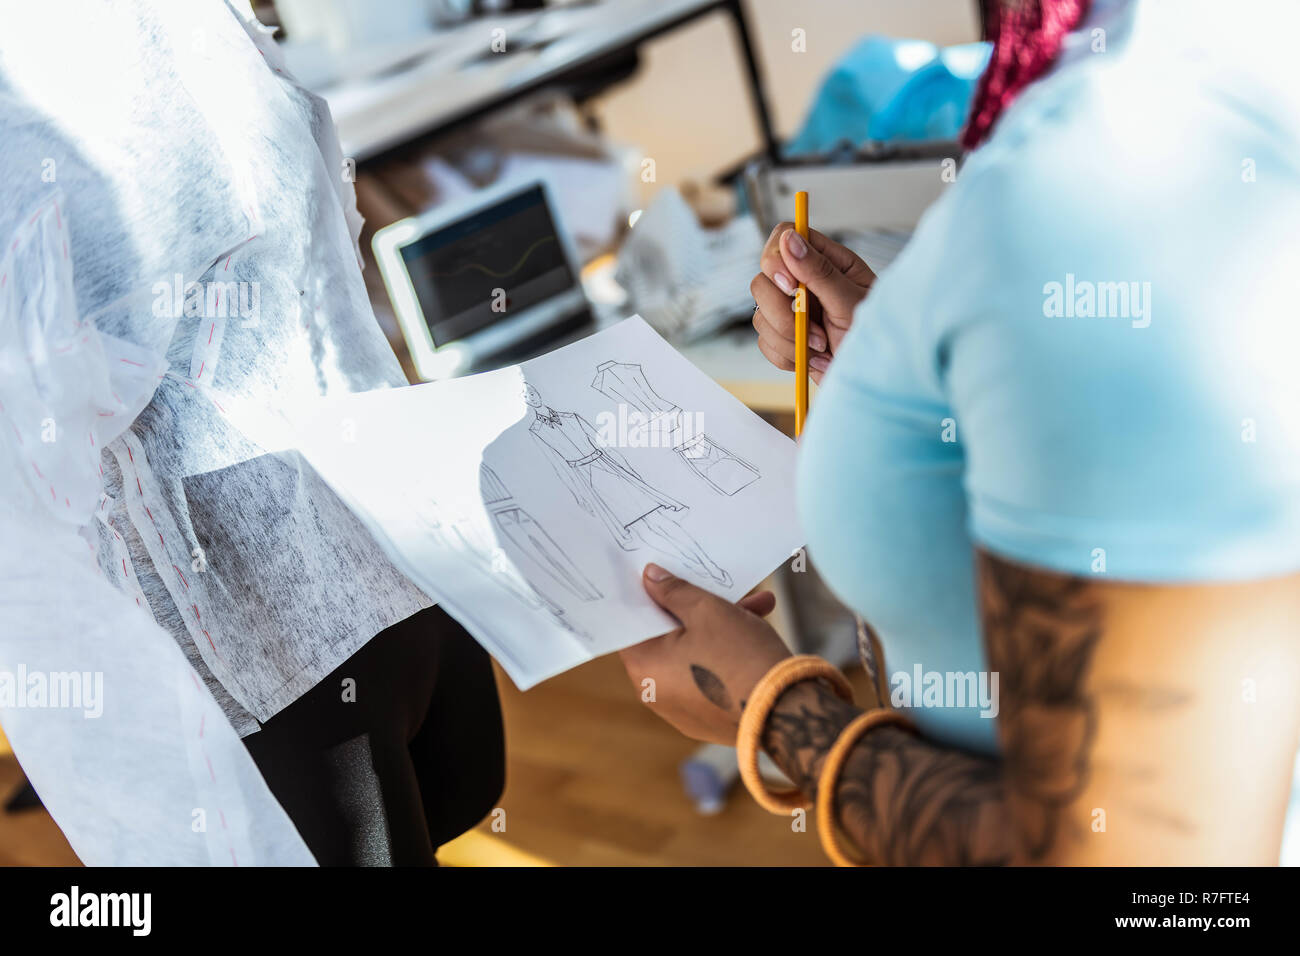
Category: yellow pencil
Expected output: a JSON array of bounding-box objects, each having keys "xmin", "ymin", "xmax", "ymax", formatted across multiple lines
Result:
[{"xmin": 794, "ymin": 191, "xmax": 810, "ymax": 436}]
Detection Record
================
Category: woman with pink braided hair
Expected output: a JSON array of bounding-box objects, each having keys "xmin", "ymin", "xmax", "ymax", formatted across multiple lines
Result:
[{"xmin": 626, "ymin": 0, "xmax": 1300, "ymax": 865}]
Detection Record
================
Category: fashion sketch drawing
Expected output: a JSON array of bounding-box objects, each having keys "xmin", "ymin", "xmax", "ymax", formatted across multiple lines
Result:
[
  {"xmin": 590, "ymin": 360, "xmax": 760, "ymax": 496},
  {"xmin": 524, "ymin": 382, "xmax": 732, "ymax": 587},
  {"xmin": 413, "ymin": 462, "xmax": 601, "ymax": 640}
]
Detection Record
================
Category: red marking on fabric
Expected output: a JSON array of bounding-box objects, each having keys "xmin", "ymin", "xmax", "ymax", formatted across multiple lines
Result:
[
  {"xmin": 127, "ymin": 446, "xmax": 134, "ymax": 462},
  {"xmin": 145, "ymin": 505, "xmax": 154, "ymax": 522},
  {"xmin": 89, "ymin": 431, "xmax": 95, "ymax": 448},
  {"xmin": 65, "ymin": 497, "xmax": 70, "ymax": 508},
  {"xmin": 230, "ymin": 848, "xmax": 239, "ymax": 867},
  {"xmin": 135, "ymin": 597, "xmax": 141, "ymax": 606},
  {"xmin": 157, "ymin": 531, "xmax": 164, "ymax": 547},
  {"xmin": 119, "ymin": 358, "xmax": 144, "ymax": 367},
  {"xmin": 219, "ymin": 809, "xmax": 228, "ymax": 830},
  {"xmin": 136, "ymin": 476, "xmax": 143, "ymax": 495},
  {"xmin": 224, "ymin": 256, "xmax": 231, "ymax": 271},
  {"xmin": 49, "ymin": 485, "xmax": 55, "ymax": 501},
  {"xmin": 199, "ymin": 714, "xmax": 205, "ymax": 738},
  {"xmin": 205, "ymin": 754, "xmax": 215, "ymax": 783},
  {"xmin": 31, "ymin": 460, "xmax": 43, "ymax": 478},
  {"xmin": 122, "ymin": 558, "xmax": 129, "ymax": 576},
  {"xmin": 28, "ymin": 212, "xmax": 37, "ymax": 226},
  {"xmin": 203, "ymin": 628, "xmax": 215, "ymax": 651},
  {"xmin": 208, "ymin": 322, "xmax": 215, "ymax": 345},
  {"xmin": 173, "ymin": 565, "xmax": 190, "ymax": 590},
  {"xmin": 1, "ymin": 274, "xmax": 6, "ymax": 288},
  {"xmin": 198, "ymin": 361, "xmax": 205, "ymax": 379},
  {"xmin": 193, "ymin": 604, "xmax": 202, "ymax": 622}
]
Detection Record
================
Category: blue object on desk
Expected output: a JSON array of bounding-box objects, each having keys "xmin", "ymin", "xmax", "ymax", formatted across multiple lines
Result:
[{"xmin": 786, "ymin": 36, "xmax": 991, "ymax": 155}]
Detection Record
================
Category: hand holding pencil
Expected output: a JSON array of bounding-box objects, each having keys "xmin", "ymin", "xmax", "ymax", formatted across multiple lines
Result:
[{"xmin": 750, "ymin": 203, "xmax": 879, "ymax": 416}]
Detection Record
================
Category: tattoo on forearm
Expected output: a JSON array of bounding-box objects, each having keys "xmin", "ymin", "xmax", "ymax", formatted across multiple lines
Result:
[
  {"xmin": 979, "ymin": 554, "xmax": 1102, "ymax": 860},
  {"xmin": 691, "ymin": 664, "xmax": 733, "ymax": 712},
  {"xmin": 760, "ymin": 553, "xmax": 1111, "ymax": 865},
  {"xmin": 762, "ymin": 679, "xmax": 857, "ymax": 790}
]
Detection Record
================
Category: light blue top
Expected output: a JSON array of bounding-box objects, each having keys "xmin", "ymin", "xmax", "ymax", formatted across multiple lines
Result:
[{"xmin": 799, "ymin": 0, "xmax": 1300, "ymax": 756}]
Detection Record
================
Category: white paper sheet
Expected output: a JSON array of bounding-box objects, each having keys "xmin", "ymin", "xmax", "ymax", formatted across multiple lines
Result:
[{"xmin": 288, "ymin": 317, "xmax": 803, "ymax": 688}]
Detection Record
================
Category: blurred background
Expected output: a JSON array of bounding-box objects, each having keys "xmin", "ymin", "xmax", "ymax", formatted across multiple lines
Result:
[{"xmin": 3, "ymin": 0, "xmax": 987, "ymax": 866}]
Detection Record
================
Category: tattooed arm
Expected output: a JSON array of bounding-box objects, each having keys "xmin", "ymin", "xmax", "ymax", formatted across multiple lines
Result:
[
  {"xmin": 761, "ymin": 552, "xmax": 1300, "ymax": 865},
  {"xmin": 625, "ymin": 555, "xmax": 1299, "ymax": 863}
]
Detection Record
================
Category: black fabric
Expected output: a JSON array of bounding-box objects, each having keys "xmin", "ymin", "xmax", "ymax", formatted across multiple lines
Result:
[{"xmin": 242, "ymin": 606, "xmax": 505, "ymax": 866}]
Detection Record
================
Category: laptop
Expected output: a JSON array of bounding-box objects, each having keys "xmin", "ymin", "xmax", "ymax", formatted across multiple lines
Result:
[{"xmin": 373, "ymin": 177, "xmax": 593, "ymax": 380}]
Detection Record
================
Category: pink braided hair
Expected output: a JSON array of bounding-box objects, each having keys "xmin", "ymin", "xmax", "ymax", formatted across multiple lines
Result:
[{"xmin": 961, "ymin": 0, "xmax": 1093, "ymax": 150}]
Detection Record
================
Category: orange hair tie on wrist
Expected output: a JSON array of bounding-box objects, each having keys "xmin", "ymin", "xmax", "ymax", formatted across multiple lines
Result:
[
  {"xmin": 737, "ymin": 655, "xmax": 855, "ymax": 814},
  {"xmin": 816, "ymin": 708, "xmax": 918, "ymax": 866}
]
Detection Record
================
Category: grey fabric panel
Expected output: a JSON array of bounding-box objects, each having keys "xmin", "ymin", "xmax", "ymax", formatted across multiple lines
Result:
[{"xmin": 182, "ymin": 451, "xmax": 429, "ymax": 721}]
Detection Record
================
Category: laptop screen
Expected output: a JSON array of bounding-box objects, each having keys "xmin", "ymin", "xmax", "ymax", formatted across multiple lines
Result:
[{"xmin": 399, "ymin": 184, "xmax": 578, "ymax": 347}]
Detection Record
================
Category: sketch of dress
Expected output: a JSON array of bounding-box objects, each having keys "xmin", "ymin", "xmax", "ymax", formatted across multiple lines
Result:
[
  {"xmin": 591, "ymin": 360, "xmax": 762, "ymax": 498},
  {"xmin": 674, "ymin": 434, "xmax": 759, "ymax": 496},
  {"xmin": 591, "ymin": 361, "xmax": 682, "ymax": 438},
  {"xmin": 525, "ymin": 383, "xmax": 731, "ymax": 587}
]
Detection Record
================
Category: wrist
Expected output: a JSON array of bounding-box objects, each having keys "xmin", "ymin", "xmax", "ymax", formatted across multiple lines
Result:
[{"xmin": 761, "ymin": 677, "xmax": 861, "ymax": 793}]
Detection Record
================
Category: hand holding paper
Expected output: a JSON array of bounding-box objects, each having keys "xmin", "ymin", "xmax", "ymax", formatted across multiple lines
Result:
[{"xmin": 289, "ymin": 317, "xmax": 803, "ymax": 687}]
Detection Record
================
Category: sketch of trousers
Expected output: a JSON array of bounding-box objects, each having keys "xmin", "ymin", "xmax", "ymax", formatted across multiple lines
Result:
[
  {"xmin": 674, "ymin": 434, "xmax": 759, "ymax": 496},
  {"xmin": 416, "ymin": 503, "xmax": 562, "ymax": 614},
  {"xmin": 493, "ymin": 506, "xmax": 602, "ymax": 603}
]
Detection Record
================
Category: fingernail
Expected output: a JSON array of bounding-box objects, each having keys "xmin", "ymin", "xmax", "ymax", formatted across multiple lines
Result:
[
  {"xmin": 773, "ymin": 272, "xmax": 794, "ymax": 295},
  {"xmin": 809, "ymin": 329, "xmax": 827, "ymax": 352},
  {"xmin": 810, "ymin": 354, "xmax": 831, "ymax": 372},
  {"xmin": 786, "ymin": 231, "xmax": 808, "ymax": 258},
  {"xmin": 644, "ymin": 563, "xmax": 673, "ymax": 581}
]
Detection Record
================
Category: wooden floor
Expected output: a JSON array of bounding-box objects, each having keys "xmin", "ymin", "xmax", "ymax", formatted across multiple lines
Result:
[
  {"xmin": 1, "ymin": 655, "xmax": 866, "ymax": 866},
  {"xmin": 462, "ymin": 655, "xmax": 865, "ymax": 866},
  {"xmin": 0, "ymin": 757, "xmax": 79, "ymax": 866}
]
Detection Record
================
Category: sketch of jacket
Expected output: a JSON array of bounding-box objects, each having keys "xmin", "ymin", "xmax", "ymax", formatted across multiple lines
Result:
[
  {"xmin": 591, "ymin": 361, "xmax": 681, "ymax": 433},
  {"xmin": 530, "ymin": 407, "xmax": 684, "ymax": 547}
]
